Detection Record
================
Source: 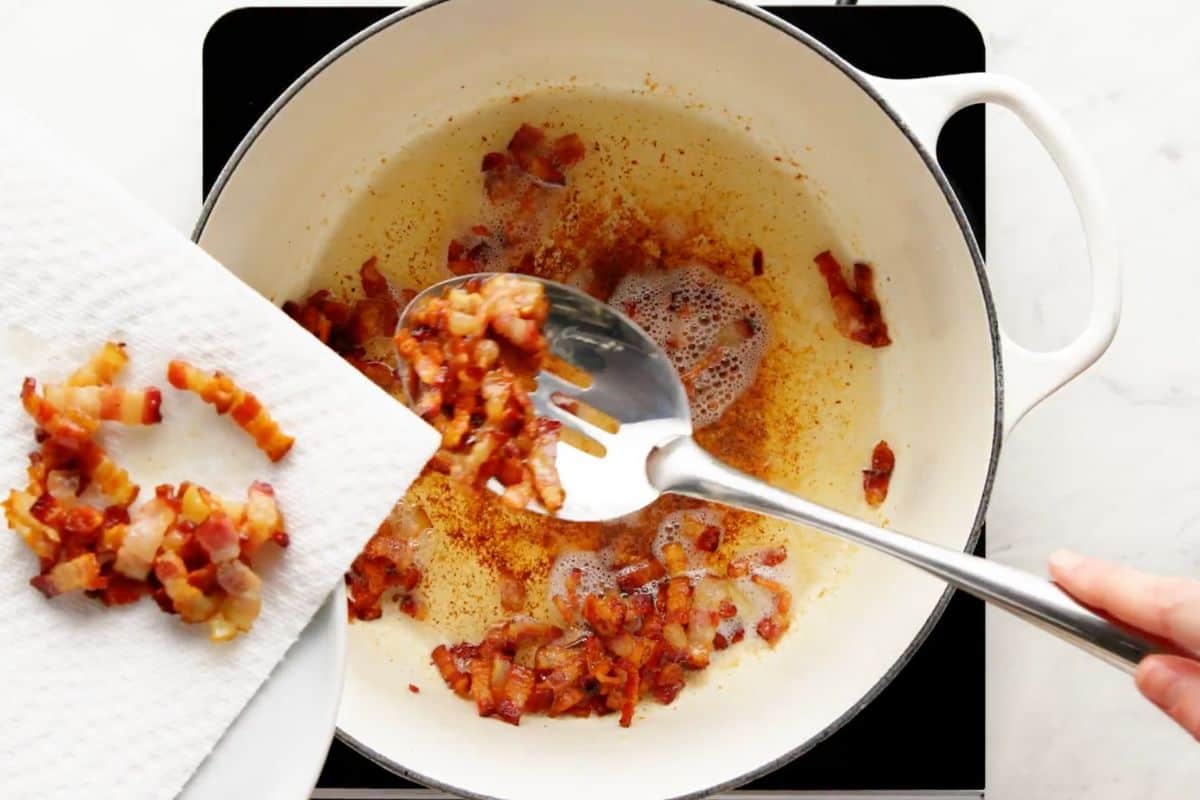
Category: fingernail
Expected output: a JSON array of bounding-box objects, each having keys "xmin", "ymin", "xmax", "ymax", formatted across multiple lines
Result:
[
  {"xmin": 1049, "ymin": 549, "xmax": 1084, "ymax": 572},
  {"xmin": 1139, "ymin": 659, "xmax": 1184, "ymax": 710}
]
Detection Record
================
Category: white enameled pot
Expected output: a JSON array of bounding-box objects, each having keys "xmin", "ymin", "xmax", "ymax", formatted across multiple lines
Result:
[{"xmin": 194, "ymin": 2, "xmax": 1119, "ymax": 798}]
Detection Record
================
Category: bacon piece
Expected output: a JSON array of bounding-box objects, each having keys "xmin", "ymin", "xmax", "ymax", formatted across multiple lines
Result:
[
  {"xmin": 616, "ymin": 558, "xmax": 665, "ymax": 592},
  {"xmin": 396, "ymin": 275, "xmax": 563, "ymax": 512},
  {"xmin": 432, "ymin": 645, "xmax": 471, "ymax": 697},
  {"xmin": 166, "ymin": 360, "xmax": 294, "ymax": 461},
  {"xmin": 814, "ymin": 250, "xmax": 891, "ymax": 347},
  {"xmin": 583, "ymin": 593, "xmax": 626, "ymax": 638},
  {"xmin": 346, "ymin": 510, "xmax": 425, "ymax": 622},
  {"xmin": 661, "ymin": 541, "xmax": 690, "ymax": 577},
  {"xmin": 30, "ymin": 553, "xmax": 103, "ymax": 597},
  {"xmin": 20, "ymin": 377, "xmax": 96, "ymax": 448},
  {"xmin": 863, "ymin": 440, "xmax": 896, "ymax": 507},
  {"xmin": 4, "ymin": 489, "xmax": 60, "ymax": 564},
  {"xmin": 241, "ymin": 481, "xmax": 287, "ymax": 554},
  {"xmin": 195, "ymin": 512, "xmax": 240, "ymax": 563},
  {"xmin": 155, "ymin": 551, "xmax": 219, "ymax": 623},
  {"xmin": 78, "ymin": 441, "xmax": 138, "ymax": 506},
  {"xmin": 209, "ymin": 560, "xmax": 263, "ymax": 642},
  {"xmin": 496, "ymin": 664, "xmax": 535, "ymax": 725},
  {"xmin": 42, "ymin": 384, "xmax": 162, "ymax": 425},
  {"xmin": 114, "ymin": 496, "xmax": 176, "ymax": 580},
  {"xmin": 67, "ymin": 342, "xmax": 129, "ymax": 386},
  {"xmin": 527, "ymin": 419, "xmax": 563, "ymax": 513}
]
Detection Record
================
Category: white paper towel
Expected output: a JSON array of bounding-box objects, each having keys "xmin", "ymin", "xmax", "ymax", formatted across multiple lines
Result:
[{"xmin": 0, "ymin": 107, "xmax": 439, "ymax": 798}]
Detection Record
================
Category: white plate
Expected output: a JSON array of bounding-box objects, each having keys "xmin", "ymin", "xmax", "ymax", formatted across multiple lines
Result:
[{"xmin": 179, "ymin": 586, "xmax": 345, "ymax": 800}]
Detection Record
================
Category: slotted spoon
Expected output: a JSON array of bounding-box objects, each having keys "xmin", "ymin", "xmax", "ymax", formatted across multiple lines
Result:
[{"xmin": 402, "ymin": 273, "xmax": 1178, "ymax": 672}]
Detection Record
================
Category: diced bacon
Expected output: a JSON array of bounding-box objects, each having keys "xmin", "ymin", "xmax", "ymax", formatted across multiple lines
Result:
[
  {"xmin": 30, "ymin": 553, "xmax": 103, "ymax": 597},
  {"xmin": 4, "ymin": 489, "xmax": 60, "ymax": 564},
  {"xmin": 616, "ymin": 558, "xmax": 665, "ymax": 592},
  {"xmin": 863, "ymin": 440, "xmax": 896, "ymax": 507},
  {"xmin": 496, "ymin": 664, "xmax": 535, "ymax": 725},
  {"xmin": 814, "ymin": 250, "xmax": 891, "ymax": 348},
  {"xmin": 9, "ymin": 348, "xmax": 290, "ymax": 643},
  {"xmin": 78, "ymin": 441, "xmax": 138, "ymax": 506},
  {"xmin": 67, "ymin": 342, "xmax": 129, "ymax": 386},
  {"xmin": 20, "ymin": 377, "xmax": 96, "ymax": 448},
  {"xmin": 166, "ymin": 360, "xmax": 294, "ymax": 461},
  {"xmin": 42, "ymin": 384, "xmax": 162, "ymax": 425},
  {"xmin": 210, "ymin": 559, "xmax": 263, "ymax": 641},
  {"xmin": 114, "ymin": 496, "xmax": 176, "ymax": 580},
  {"xmin": 583, "ymin": 593, "xmax": 626, "ymax": 637},
  {"xmin": 155, "ymin": 551, "xmax": 218, "ymax": 623},
  {"xmin": 241, "ymin": 481, "xmax": 286, "ymax": 555},
  {"xmin": 394, "ymin": 228, "xmax": 565, "ymax": 512},
  {"xmin": 662, "ymin": 541, "xmax": 690, "ymax": 577},
  {"xmin": 195, "ymin": 512, "xmax": 240, "ymax": 564}
]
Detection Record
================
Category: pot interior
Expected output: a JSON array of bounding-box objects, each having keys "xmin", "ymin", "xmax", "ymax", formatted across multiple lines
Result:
[{"xmin": 197, "ymin": 1, "xmax": 998, "ymax": 797}]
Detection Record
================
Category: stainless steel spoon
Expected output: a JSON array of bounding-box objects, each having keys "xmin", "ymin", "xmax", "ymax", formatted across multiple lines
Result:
[{"xmin": 402, "ymin": 273, "xmax": 1181, "ymax": 672}]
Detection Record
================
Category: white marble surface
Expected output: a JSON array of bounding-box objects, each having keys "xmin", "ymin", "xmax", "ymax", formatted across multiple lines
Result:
[{"xmin": 0, "ymin": 1, "xmax": 1196, "ymax": 797}]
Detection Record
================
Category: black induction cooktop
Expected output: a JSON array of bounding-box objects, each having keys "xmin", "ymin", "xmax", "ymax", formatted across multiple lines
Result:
[{"xmin": 202, "ymin": 6, "xmax": 986, "ymax": 797}]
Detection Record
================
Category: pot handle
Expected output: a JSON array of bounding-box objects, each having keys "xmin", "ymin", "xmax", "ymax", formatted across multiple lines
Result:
[{"xmin": 868, "ymin": 73, "xmax": 1121, "ymax": 433}]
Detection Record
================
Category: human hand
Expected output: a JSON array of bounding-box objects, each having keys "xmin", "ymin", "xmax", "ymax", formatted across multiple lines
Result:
[{"xmin": 1049, "ymin": 550, "xmax": 1200, "ymax": 740}]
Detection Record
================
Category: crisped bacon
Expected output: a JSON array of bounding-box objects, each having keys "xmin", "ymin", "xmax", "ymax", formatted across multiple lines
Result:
[
  {"xmin": 195, "ymin": 512, "xmax": 240, "ymax": 563},
  {"xmin": 3, "ymin": 490, "xmax": 60, "ymax": 564},
  {"xmin": 447, "ymin": 124, "xmax": 586, "ymax": 276},
  {"xmin": 346, "ymin": 501, "xmax": 428, "ymax": 621},
  {"xmin": 155, "ymin": 551, "xmax": 219, "ymax": 623},
  {"xmin": 166, "ymin": 360, "xmax": 294, "ymax": 461},
  {"xmin": 21, "ymin": 377, "xmax": 96, "ymax": 448},
  {"xmin": 242, "ymin": 481, "xmax": 287, "ymax": 554},
  {"xmin": 67, "ymin": 341, "xmax": 129, "ymax": 387},
  {"xmin": 434, "ymin": 543, "xmax": 791, "ymax": 727},
  {"xmin": 282, "ymin": 257, "xmax": 412, "ymax": 395},
  {"xmin": 6, "ymin": 346, "xmax": 291, "ymax": 643},
  {"xmin": 396, "ymin": 275, "xmax": 565, "ymax": 513},
  {"xmin": 863, "ymin": 440, "xmax": 895, "ymax": 507},
  {"xmin": 42, "ymin": 384, "xmax": 162, "ymax": 425},
  {"xmin": 114, "ymin": 496, "xmax": 176, "ymax": 580},
  {"xmin": 79, "ymin": 440, "xmax": 138, "ymax": 507},
  {"xmin": 814, "ymin": 250, "xmax": 891, "ymax": 348},
  {"xmin": 30, "ymin": 552, "xmax": 103, "ymax": 597},
  {"xmin": 210, "ymin": 560, "xmax": 263, "ymax": 642}
]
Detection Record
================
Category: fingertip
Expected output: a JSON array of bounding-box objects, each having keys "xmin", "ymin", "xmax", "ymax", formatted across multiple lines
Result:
[
  {"xmin": 1135, "ymin": 656, "xmax": 1200, "ymax": 742},
  {"xmin": 1135, "ymin": 655, "xmax": 1178, "ymax": 707},
  {"xmin": 1048, "ymin": 548, "xmax": 1085, "ymax": 580}
]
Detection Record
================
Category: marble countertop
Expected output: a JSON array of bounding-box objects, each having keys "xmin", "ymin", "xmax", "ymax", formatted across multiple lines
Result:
[{"xmin": 0, "ymin": 1, "xmax": 1196, "ymax": 797}]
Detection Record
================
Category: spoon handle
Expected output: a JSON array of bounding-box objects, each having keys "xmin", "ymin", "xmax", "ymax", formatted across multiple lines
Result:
[{"xmin": 648, "ymin": 436, "xmax": 1183, "ymax": 674}]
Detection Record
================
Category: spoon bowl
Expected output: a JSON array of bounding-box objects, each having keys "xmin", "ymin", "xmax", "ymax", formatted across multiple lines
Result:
[{"xmin": 401, "ymin": 273, "xmax": 691, "ymax": 521}]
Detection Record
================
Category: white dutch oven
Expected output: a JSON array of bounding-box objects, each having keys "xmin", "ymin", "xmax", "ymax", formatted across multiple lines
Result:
[{"xmin": 195, "ymin": 1, "xmax": 1119, "ymax": 798}]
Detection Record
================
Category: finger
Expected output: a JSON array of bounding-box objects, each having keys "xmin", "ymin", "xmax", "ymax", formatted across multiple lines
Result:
[
  {"xmin": 1136, "ymin": 655, "xmax": 1200, "ymax": 741},
  {"xmin": 1048, "ymin": 550, "xmax": 1200, "ymax": 652}
]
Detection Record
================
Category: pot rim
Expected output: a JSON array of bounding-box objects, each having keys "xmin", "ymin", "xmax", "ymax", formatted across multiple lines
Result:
[{"xmin": 192, "ymin": 2, "xmax": 1002, "ymax": 797}]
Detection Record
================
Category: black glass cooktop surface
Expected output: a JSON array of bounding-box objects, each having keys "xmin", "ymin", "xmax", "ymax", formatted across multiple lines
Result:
[{"xmin": 202, "ymin": 5, "xmax": 986, "ymax": 796}]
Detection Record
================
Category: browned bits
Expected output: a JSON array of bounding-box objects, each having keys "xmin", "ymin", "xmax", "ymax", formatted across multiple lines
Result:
[
  {"xmin": 752, "ymin": 247, "xmax": 764, "ymax": 276},
  {"xmin": 863, "ymin": 440, "xmax": 896, "ymax": 507}
]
